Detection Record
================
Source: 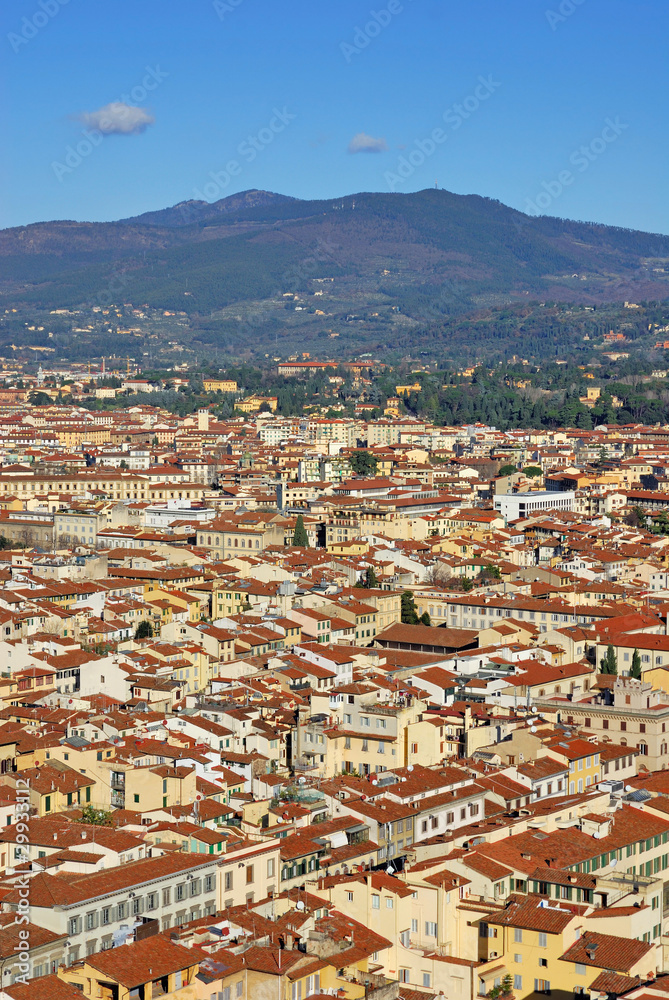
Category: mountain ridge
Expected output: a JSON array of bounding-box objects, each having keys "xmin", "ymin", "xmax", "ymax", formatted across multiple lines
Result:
[{"xmin": 2, "ymin": 188, "xmax": 669, "ymax": 322}]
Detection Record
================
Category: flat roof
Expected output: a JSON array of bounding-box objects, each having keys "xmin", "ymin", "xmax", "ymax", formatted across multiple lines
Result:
[{"xmin": 494, "ymin": 491, "xmax": 576, "ymax": 500}]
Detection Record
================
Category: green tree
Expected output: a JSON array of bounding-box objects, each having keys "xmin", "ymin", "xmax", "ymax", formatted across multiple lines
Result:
[
  {"xmin": 488, "ymin": 974, "xmax": 514, "ymax": 1000},
  {"xmin": 653, "ymin": 510, "xmax": 669, "ymax": 535},
  {"xmin": 350, "ymin": 450, "xmax": 378, "ymax": 476},
  {"xmin": 28, "ymin": 391, "xmax": 53, "ymax": 407},
  {"xmin": 360, "ymin": 566, "xmax": 379, "ymax": 588},
  {"xmin": 81, "ymin": 805, "xmax": 113, "ymax": 827},
  {"xmin": 498, "ymin": 463, "xmax": 517, "ymax": 477},
  {"xmin": 401, "ymin": 591, "xmax": 419, "ymax": 624},
  {"xmin": 292, "ymin": 514, "xmax": 309, "ymax": 547},
  {"xmin": 134, "ymin": 620, "xmax": 154, "ymax": 640},
  {"xmin": 420, "ymin": 611, "xmax": 431, "ymax": 626},
  {"xmin": 523, "ymin": 466, "xmax": 543, "ymax": 478},
  {"xmin": 600, "ymin": 643, "xmax": 618, "ymax": 676},
  {"xmin": 630, "ymin": 648, "xmax": 642, "ymax": 680}
]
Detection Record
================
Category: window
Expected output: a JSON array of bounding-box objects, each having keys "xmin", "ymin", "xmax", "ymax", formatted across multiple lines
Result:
[
  {"xmin": 514, "ymin": 976, "xmax": 522, "ymax": 991},
  {"xmin": 225, "ymin": 871, "xmax": 233, "ymax": 891},
  {"xmin": 246, "ymin": 865, "xmax": 254, "ymax": 884},
  {"xmin": 372, "ymin": 895, "xmax": 380, "ymax": 909},
  {"xmin": 534, "ymin": 980, "xmax": 550, "ymax": 994},
  {"xmin": 386, "ymin": 897, "xmax": 393, "ymax": 909},
  {"xmin": 575, "ymin": 964, "xmax": 586, "ymax": 975},
  {"xmin": 514, "ymin": 928, "xmax": 523, "ymax": 943},
  {"xmin": 423, "ymin": 974, "xmax": 431, "ymax": 988},
  {"xmin": 425, "ymin": 921, "xmax": 437, "ymax": 937},
  {"xmin": 411, "ymin": 919, "xmax": 418, "ymax": 933},
  {"xmin": 538, "ymin": 932, "xmax": 547, "ymax": 948},
  {"xmin": 539, "ymin": 958, "xmax": 548, "ymax": 968}
]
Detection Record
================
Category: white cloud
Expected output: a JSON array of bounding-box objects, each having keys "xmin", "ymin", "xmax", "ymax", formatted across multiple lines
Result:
[
  {"xmin": 79, "ymin": 102, "xmax": 155, "ymax": 136},
  {"xmin": 347, "ymin": 132, "xmax": 388, "ymax": 154}
]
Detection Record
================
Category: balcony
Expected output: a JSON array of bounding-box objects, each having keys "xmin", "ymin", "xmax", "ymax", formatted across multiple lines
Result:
[{"xmin": 293, "ymin": 756, "xmax": 320, "ymax": 773}]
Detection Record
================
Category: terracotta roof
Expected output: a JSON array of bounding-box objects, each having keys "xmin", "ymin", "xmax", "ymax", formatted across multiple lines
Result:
[
  {"xmin": 4, "ymin": 976, "xmax": 83, "ymax": 1000},
  {"xmin": 587, "ymin": 971, "xmax": 644, "ymax": 995},
  {"xmin": 86, "ymin": 935, "xmax": 198, "ymax": 988},
  {"xmin": 3, "ymin": 851, "xmax": 213, "ymax": 908},
  {"xmin": 485, "ymin": 893, "xmax": 577, "ymax": 933},
  {"xmin": 560, "ymin": 930, "xmax": 652, "ymax": 973}
]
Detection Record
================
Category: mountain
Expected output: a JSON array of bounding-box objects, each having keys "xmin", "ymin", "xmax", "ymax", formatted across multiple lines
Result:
[
  {"xmin": 118, "ymin": 189, "xmax": 296, "ymax": 228},
  {"xmin": 2, "ymin": 189, "xmax": 669, "ymax": 350}
]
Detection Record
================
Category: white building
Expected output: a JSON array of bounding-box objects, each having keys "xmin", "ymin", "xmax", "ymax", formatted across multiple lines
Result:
[{"xmin": 493, "ymin": 490, "xmax": 575, "ymax": 521}]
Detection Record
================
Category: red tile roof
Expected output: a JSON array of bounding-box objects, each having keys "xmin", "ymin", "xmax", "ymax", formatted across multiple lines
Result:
[{"xmin": 560, "ymin": 930, "xmax": 652, "ymax": 973}]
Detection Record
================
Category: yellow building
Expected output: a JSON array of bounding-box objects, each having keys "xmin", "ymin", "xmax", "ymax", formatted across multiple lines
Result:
[
  {"xmin": 60, "ymin": 935, "xmax": 201, "ymax": 1000},
  {"xmin": 544, "ymin": 737, "xmax": 600, "ymax": 794},
  {"xmin": 326, "ymin": 538, "xmax": 370, "ymax": 557},
  {"xmin": 476, "ymin": 893, "xmax": 580, "ymax": 1000},
  {"xmin": 7, "ymin": 761, "xmax": 96, "ymax": 816},
  {"xmin": 111, "ymin": 761, "xmax": 197, "ymax": 812},
  {"xmin": 237, "ymin": 395, "xmax": 278, "ymax": 413},
  {"xmin": 202, "ymin": 378, "xmax": 238, "ymax": 393}
]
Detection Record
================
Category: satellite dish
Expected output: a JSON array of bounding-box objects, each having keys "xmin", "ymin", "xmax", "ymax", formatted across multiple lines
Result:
[
  {"xmin": 386, "ymin": 865, "xmax": 394, "ymax": 875},
  {"xmin": 407, "ymin": 765, "xmax": 414, "ymax": 772},
  {"xmin": 530, "ymin": 726, "xmax": 537, "ymax": 733},
  {"xmin": 401, "ymin": 777, "xmax": 407, "ymax": 782},
  {"xmin": 625, "ymin": 785, "xmax": 633, "ymax": 792},
  {"xmin": 298, "ymin": 777, "xmax": 306, "ymax": 784},
  {"xmin": 610, "ymin": 858, "xmax": 617, "ymax": 868},
  {"xmin": 372, "ymin": 779, "xmax": 378, "ymax": 785},
  {"xmin": 296, "ymin": 900, "xmax": 305, "ymax": 911}
]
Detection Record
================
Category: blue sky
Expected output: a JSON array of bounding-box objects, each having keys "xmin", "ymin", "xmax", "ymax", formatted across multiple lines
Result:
[{"xmin": 1, "ymin": 0, "xmax": 667, "ymax": 232}]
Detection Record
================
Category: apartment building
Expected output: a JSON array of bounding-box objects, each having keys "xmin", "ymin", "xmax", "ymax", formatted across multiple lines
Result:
[
  {"xmin": 2, "ymin": 852, "xmax": 219, "ymax": 965},
  {"xmin": 537, "ymin": 677, "xmax": 669, "ymax": 772}
]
